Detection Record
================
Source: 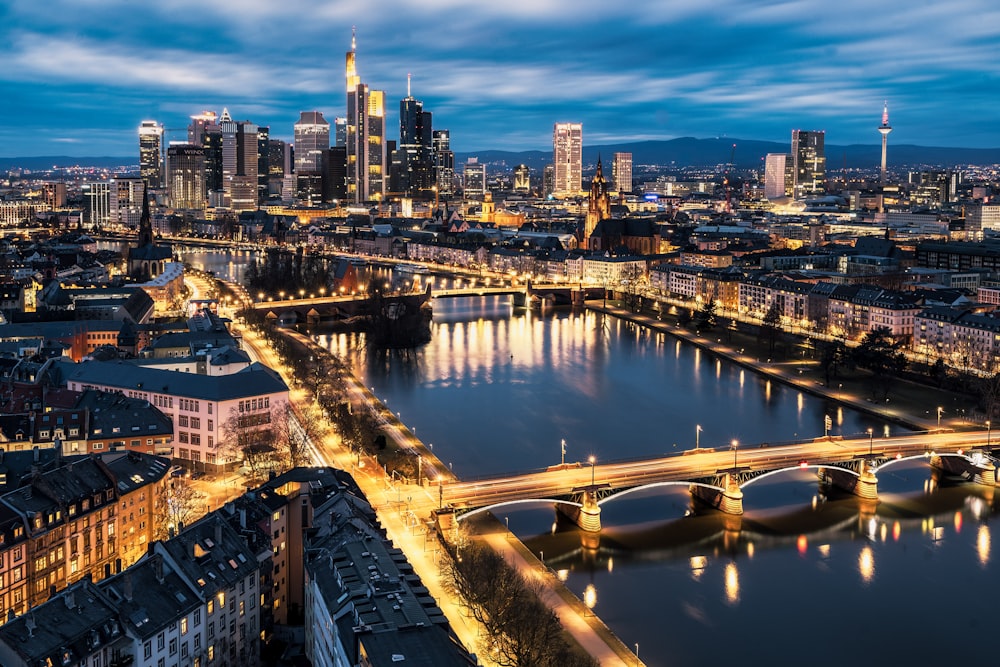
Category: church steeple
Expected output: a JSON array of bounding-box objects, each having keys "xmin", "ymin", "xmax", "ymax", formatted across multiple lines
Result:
[
  {"xmin": 584, "ymin": 155, "xmax": 612, "ymax": 245},
  {"xmin": 137, "ymin": 181, "xmax": 153, "ymax": 248}
]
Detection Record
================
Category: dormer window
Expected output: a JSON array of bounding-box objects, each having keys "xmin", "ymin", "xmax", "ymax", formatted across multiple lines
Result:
[{"xmin": 39, "ymin": 430, "xmax": 49, "ymax": 439}]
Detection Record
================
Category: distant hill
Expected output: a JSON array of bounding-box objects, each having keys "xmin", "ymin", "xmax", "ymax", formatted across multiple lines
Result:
[
  {"xmin": 5, "ymin": 137, "xmax": 1000, "ymax": 174},
  {"xmin": 457, "ymin": 138, "xmax": 1000, "ymax": 171}
]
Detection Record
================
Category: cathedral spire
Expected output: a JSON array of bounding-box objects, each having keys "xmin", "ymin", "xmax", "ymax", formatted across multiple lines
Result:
[{"xmin": 138, "ymin": 181, "xmax": 152, "ymax": 248}]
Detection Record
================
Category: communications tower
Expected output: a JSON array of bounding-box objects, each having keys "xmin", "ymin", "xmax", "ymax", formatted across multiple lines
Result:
[{"xmin": 878, "ymin": 102, "xmax": 892, "ymax": 184}]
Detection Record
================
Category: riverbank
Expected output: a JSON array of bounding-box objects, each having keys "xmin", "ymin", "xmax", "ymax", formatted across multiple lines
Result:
[{"xmin": 588, "ymin": 301, "xmax": 979, "ymax": 436}]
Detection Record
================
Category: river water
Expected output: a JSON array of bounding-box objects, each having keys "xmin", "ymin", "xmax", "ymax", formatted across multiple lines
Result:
[{"xmin": 167, "ymin": 246, "xmax": 1000, "ymax": 666}]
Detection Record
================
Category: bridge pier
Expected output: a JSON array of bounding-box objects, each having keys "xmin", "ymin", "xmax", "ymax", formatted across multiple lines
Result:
[
  {"xmin": 854, "ymin": 460, "xmax": 879, "ymax": 501},
  {"xmin": 719, "ymin": 475, "xmax": 744, "ymax": 516},
  {"xmin": 578, "ymin": 490, "xmax": 602, "ymax": 533}
]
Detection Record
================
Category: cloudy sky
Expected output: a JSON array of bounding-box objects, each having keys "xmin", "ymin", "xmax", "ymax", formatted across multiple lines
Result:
[{"xmin": 3, "ymin": 0, "xmax": 1000, "ymax": 157}]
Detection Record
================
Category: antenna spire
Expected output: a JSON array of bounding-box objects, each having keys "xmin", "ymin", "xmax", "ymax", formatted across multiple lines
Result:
[
  {"xmin": 881, "ymin": 101, "xmax": 890, "ymax": 127},
  {"xmin": 407, "ymin": 73, "xmax": 411, "ymax": 98},
  {"xmin": 351, "ymin": 26, "xmax": 356, "ymax": 52}
]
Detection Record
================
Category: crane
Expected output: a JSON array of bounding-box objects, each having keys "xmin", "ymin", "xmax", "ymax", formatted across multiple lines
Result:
[{"xmin": 723, "ymin": 143, "xmax": 736, "ymax": 214}]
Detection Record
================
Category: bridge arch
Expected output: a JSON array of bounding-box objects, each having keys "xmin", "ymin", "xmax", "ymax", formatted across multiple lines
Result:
[
  {"xmin": 455, "ymin": 498, "xmax": 584, "ymax": 523},
  {"xmin": 874, "ymin": 451, "xmax": 984, "ymax": 474},
  {"xmin": 596, "ymin": 480, "xmax": 726, "ymax": 506},
  {"xmin": 740, "ymin": 464, "xmax": 860, "ymax": 489}
]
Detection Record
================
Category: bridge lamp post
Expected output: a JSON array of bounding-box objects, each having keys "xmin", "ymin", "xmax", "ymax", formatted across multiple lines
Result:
[
  {"xmin": 731, "ymin": 440, "xmax": 738, "ymax": 470},
  {"xmin": 937, "ymin": 406, "xmax": 943, "ymax": 427},
  {"xmin": 589, "ymin": 455, "xmax": 596, "ymax": 487},
  {"xmin": 867, "ymin": 427, "xmax": 873, "ymax": 457},
  {"xmin": 988, "ymin": 421, "xmax": 992, "ymax": 448},
  {"xmin": 561, "ymin": 439, "xmax": 567, "ymax": 466},
  {"xmin": 696, "ymin": 425, "xmax": 702, "ymax": 450}
]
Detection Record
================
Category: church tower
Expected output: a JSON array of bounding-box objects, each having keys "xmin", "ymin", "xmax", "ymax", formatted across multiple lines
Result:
[{"xmin": 584, "ymin": 157, "xmax": 611, "ymax": 244}]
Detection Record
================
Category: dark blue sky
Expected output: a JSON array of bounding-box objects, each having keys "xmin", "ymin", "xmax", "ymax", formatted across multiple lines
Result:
[{"xmin": 3, "ymin": 0, "xmax": 999, "ymax": 157}]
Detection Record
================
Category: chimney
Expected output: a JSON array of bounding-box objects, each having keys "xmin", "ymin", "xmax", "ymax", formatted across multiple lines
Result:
[
  {"xmin": 153, "ymin": 555, "xmax": 164, "ymax": 584},
  {"xmin": 239, "ymin": 508, "xmax": 246, "ymax": 530},
  {"xmin": 32, "ymin": 445, "xmax": 39, "ymax": 463},
  {"xmin": 123, "ymin": 573, "xmax": 133, "ymax": 602},
  {"xmin": 214, "ymin": 520, "xmax": 223, "ymax": 546},
  {"xmin": 64, "ymin": 590, "xmax": 75, "ymax": 610}
]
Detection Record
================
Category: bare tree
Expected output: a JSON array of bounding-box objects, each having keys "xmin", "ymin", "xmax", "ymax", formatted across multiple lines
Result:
[
  {"xmin": 220, "ymin": 405, "xmax": 277, "ymax": 484},
  {"xmin": 162, "ymin": 478, "xmax": 203, "ymax": 537},
  {"xmin": 270, "ymin": 402, "xmax": 322, "ymax": 471}
]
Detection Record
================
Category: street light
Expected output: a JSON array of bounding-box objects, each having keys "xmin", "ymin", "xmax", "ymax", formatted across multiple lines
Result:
[
  {"xmin": 867, "ymin": 427, "xmax": 873, "ymax": 456},
  {"xmin": 988, "ymin": 420, "xmax": 992, "ymax": 448},
  {"xmin": 731, "ymin": 439, "xmax": 738, "ymax": 469},
  {"xmin": 937, "ymin": 406, "xmax": 943, "ymax": 426},
  {"xmin": 696, "ymin": 424, "xmax": 702, "ymax": 450},
  {"xmin": 589, "ymin": 455, "xmax": 596, "ymax": 486},
  {"xmin": 561, "ymin": 439, "xmax": 567, "ymax": 466}
]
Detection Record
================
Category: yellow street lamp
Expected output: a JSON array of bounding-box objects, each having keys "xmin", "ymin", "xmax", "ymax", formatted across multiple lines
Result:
[{"xmin": 589, "ymin": 455, "xmax": 596, "ymax": 486}]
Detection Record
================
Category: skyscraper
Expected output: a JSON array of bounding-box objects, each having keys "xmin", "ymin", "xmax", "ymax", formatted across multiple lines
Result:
[
  {"xmin": 138, "ymin": 121, "xmax": 164, "ymax": 188},
  {"xmin": 166, "ymin": 144, "xmax": 206, "ymax": 210},
  {"xmin": 612, "ymin": 152, "xmax": 633, "ymax": 193},
  {"xmin": 394, "ymin": 76, "xmax": 435, "ymax": 197},
  {"xmin": 219, "ymin": 109, "xmax": 259, "ymax": 211},
  {"xmin": 764, "ymin": 153, "xmax": 792, "ymax": 200},
  {"xmin": 513, "ymin": 165, "xmax": 530, "ymax": 192},
  {"xmin": 463, "ymin": 159, "xmax": 486, "ymax": 198},
  {"xmin": 188, "ymin": 111, "xmax": 222, "ymax": 195},
  {"xmin": 878, "ymin": 102, "xmax": 892, "ymax": 185},
  {"xmin": 433, "ymin": 130, "xmax": 454, "ymax": 195},
  {"xmin": 345, "ymin": 31, "xmax": 387, "ymax": 202},
  {"xmin": 791, "ymin": 130, "xmax": 826, "ymax": 199},
  {"xmin": 552, "ymin": 122, "xmax": 582, "ymax": 196},
  {"xmin": 294, "ymin": 112, "xmax": 330, "ymax": 174}
]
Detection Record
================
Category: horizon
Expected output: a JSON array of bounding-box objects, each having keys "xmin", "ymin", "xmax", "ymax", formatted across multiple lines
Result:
[{"xmin": 3, "ymin": 0, "xmax": 1000, "ymax": 158}]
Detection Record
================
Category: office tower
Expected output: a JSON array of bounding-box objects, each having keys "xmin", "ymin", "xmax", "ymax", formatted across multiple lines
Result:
[
  {"xmin": 257, "ymin": 126, "xmax": 270, "ymax": 203},
  {"xmin": 166, "ymin": 144, "xmax": 206, "ymax": 210},
  {"xmin": 513, "ymin": 164, "xmax": 530, "ymax": 192},
  {"xmin": 552, "ymin": 122, "xmax": 582, "ymax": 196},
  {"xmin": 266, "ymin": 139, "xmax": 287, "ymax": 199},
  {"xmin": 82, "ymin": 181, "xmax": 110, "ymax": 228},
  {"xmin": 294, "ymin": 111, "xmax": 330, "ymax": 174},
  {"xmin": 334, "ymin": 117, "xmax": 347, "ymax": 148},
  {"xmin": 43, "ymin": 182, "xmax": 67, "ymax": 209},
  {"xmin": 138, "ymin": 121, "xmax": 164, "ymax": 188},
  {"xmin": 764, "ymin": 153, "xmax": 793, "ymax": 200},
  {"xmin": 433, "ymin": 130, "xmax": 454, "ymax": 195},
  {"xmin": 220, "ymin": 109, "xmax": 259, "ymax": 211},
  {"xmin": 612, "ymin": 152, "xmax": 633, "ymax": 193},
  {"xmin": 791, "ymin": 129, "xmax": 826, "ymax": 199},
  {"xmin": 109, "ymin": 177, "xmax": 146, "ymax": 229},
  {"xmin": 188, "ymin": 111, "xmax": 223, "ymax": 194},
  {"xmin": 463, "ymin": 158, "xmax": 487, "ymax": 198},
  {"xmin": 878, "ymin": 102, "xmax": 892, "ymax": 185},
  {"xmin": 395, "ymin": 76, "xmax": 435, "ymax": 197},
  {"xmin": 543, "ymin": 164, "xmax": 555, "ymax": 197},
  {"xmin": 345, "ymin": 31, "xmax": 387, "ymax": 202},
  {"xmin": 325, "ymin": 146, "xmax": 347, "ymax": 201}
]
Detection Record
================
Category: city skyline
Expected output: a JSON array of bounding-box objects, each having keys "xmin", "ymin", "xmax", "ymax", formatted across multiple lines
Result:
[{"xmin": 3, "ymin": 0, "xmax": 1000, "ymax": 157}]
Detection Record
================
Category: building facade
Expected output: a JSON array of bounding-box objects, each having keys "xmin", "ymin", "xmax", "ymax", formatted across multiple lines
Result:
[{"xmin": 552, "ymin": 122, "xmax": 582, "ymax": 197}]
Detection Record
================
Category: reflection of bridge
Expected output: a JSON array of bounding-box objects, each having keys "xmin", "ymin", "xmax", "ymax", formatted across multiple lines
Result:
[
  {"xmin": 431, "ymin": 431, "xmax": 998, "ymax": 535},
  {"xmin": 251, "ymin": 283, "xmax": 607, "ymax": 323}
]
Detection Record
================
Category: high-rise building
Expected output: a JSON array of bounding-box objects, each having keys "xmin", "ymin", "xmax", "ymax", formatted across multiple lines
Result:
[
  {"xmin": 82, "ymin": 181, "xmax": 110, "ymax": 228},
  {"xmin": 257, "ymin": 126, "xmax": 270, "ymax": 203},
  {"xmin": 42, "ymin": 182, "xmax": 67, "ymax": 209},
  {"xmin": 219, "ymin": 109, "xmax": 259, "ymax": 211},
  {"xmin": 294, "ymin": 111, "xmax": 330, "ymax": 174},
  {"xmin": 394, "ymin": 77, "xmax": 435, "ymax": 197},
  {"xmin": 325, "ymin": 146, "xmax": 348, "ymax": 201},
  {"xmin": 791, "ymin": 129, "xmax": 826, "ymax": 199},
  {"xmin": 513, "ymin": 164, "xmax": 530, "ymax": 192},
  {"xmin": 552, "ymin": 122, "xmax": 582, "ymax": 196},
  {"xmin": 188, "ymin": 111, "xmax": 223, "ymax": 194},
  {"xmin": 109, "ymin": 176, "xmax": 146, "ymax": 229},
  {"xmin": 166, "ymin": 144, "xmax": 206, "ymax": 210},
  {"xmin": 138, "ymin": 120, "xmax": 164, "ymax": 188},
  {"xmin": 345, "ymin": 31, "xmax": 387, "ymax": 202},
  {"xmin": 612, "ymin": 152, "xmax": 633, "ymax": 193},
  {"xmin": 433, "ymin": 130, "xmax": 454, "ymax": 195},
  {"xmin": 764, "ymin": 153, "xmax": 793, "ymax": 200},
  {"xmin": 878, "ymin": 102, "xmax": 892, "ymax": 185},
  {"xmin": 463, "ymin": 158, "xmax": 487, "ymax": 198},
  {"xmin": 334, "ymin": 117, "xmax": 347, "ymax": 148},
  {"xmin": 543, "ymin": 164, "xmax": 555, "ymax": 197}
]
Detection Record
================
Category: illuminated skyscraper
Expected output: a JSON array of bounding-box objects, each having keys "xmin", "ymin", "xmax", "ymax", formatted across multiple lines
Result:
[
  {"xmin": 612, "ymin": 152, "xmax": 632, "ymax": 193},
  {"xmin": 188, "ymin": 111, "xmax": 222, "ymax": 194},
  {"xmin": 791, "ymin": 130, "xmax": 826, "ymax": 199},
  {"xmin": 463, "ymin": 159, "xmax": 486, "ymax": 198},
  {"xmin": 764, "ymin": 153, "xmax": 793, "ymax": 200},
  {"xmin": 552, "ymin": 122, "xmax": 582, "ymax": 196},
  {"xmin": 878, "ymin": 102, "xmax": 892, "ymax": 185},
  {"xmin": 394, "ymin": 76, "xmax": 435, "ymax": 197},
  {"xmin": 433, "ymin": 130, "xmax": 454, "ymax": 195},
  {"xmin": 345, "ymin": 30, "xmax": 387, "ymax": 202},
  {"xmin": 166, "ymin": 144, "xmax": 206, "ymax": 210},
  {"xmin": 294, "ymin": 111, "xmax": 330, "ymax": 174},
  {"xmin": 138, "ymin": 121, "xmax": 164, "ymax": 188},
  {"xmin": 219, "ymin": 109, "xmax": 259, "ymax": 211}
]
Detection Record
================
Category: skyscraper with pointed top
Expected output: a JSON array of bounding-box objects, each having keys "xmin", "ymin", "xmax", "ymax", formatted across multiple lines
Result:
[
  {"xmin": 393, "ymin": 74, "xmax": 434, "ymax": 197},
  {"xmin": 878, "ymin": 102, "xmax": 892, "ymax": 185},
  {"xmin": 345, "ymin": 30, "xmax": 386, "ymax": 202}
]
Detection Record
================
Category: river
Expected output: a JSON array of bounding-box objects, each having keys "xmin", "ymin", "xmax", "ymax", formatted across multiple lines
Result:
[{"xmin": 164, "ymin": 245, "xmax": 1000, "ymax": 666}]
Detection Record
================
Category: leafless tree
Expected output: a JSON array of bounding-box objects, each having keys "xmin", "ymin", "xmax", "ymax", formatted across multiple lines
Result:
[{"xmin": 220, "ymin": 405, "xmax": 277, "ymax": 484}]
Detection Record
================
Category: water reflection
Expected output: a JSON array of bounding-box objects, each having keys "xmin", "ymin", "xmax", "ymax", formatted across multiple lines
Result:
[
  {"xmin": 858, "ymin": 544, "xmax": 875, "ymax": 584},
  {"xmin": 724, "ymin": 562, "xmax": 740, "ymax": 605}
]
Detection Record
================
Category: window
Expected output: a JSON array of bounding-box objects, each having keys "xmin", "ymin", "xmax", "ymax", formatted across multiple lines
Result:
[
  {"xmin": 180, "ymin": 617, "xmax": 188, "ymax": 635},
  {"xmin": 190, "ymin": 418, "xmax": 200, "ymax": 429},
  {"xmin": 169, "ymin": 637, "xmax": 177, "ymax": 656},
  {"xmin": 178, "ymin": 415, "xmax": 189, "ymax": 428},
  {"xmin": 157, "ymin": 632, "xmax": 164, "ymax": 650},
  {"xmin": 143, "ymin": 641, "xmax": 152, "ymax": 659}
]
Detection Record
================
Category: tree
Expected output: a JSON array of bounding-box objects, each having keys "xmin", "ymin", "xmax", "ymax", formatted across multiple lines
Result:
[
  {"xmin": 818, "ymin": 340, "xmax": 848, "ymax": 386},
  {"xmin": 270, "ymin": 402, "xmax": 322, "ymax": 472},
  {"xmin": 695, "ymin": 300, "xmax": 718, "ymax": 332},
  {"xmin": 759, "ymin": 303, "xmax": 782, "ymax": 356},
  {"xmin": 163, "ymin": 478, "xmax": 203, "ymax": 537},
  {"xmin": 619, "ymin": 265, "xmax": 647, "ymax": 313},
  {"xmin": 852, "ymin": 326, "xmax": 908, "ymax": 400},
  {"xmin": 220, "ymin": 405, "xmax": 277, "ymax": 483}
]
